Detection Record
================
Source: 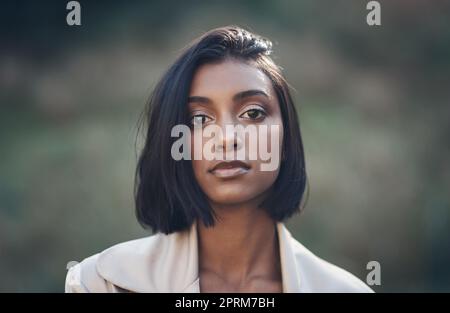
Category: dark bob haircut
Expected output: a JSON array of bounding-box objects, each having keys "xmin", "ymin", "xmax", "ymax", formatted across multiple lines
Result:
[{"xmin": 135, "ymin": 25, "xmax": 308, "ymax": 234}]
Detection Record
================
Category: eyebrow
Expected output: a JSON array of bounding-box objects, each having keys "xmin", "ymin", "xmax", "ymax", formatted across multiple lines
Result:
[{"xmin": 187, "ymin": 89, "xmax": 270, "ymax": 104}]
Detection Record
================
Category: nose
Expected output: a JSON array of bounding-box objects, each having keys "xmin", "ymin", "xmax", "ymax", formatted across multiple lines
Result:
[
  {"xmin": 216, "ymin": 131, "xmax": 242, "ymax": 153},
  {"xmin": 215, "ymin": 117, "xmax": 244, "ymax": 154}
]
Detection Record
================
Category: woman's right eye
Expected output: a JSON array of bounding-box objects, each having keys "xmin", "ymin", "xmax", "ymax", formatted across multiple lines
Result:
[{"xmin": 190, "ymin": 114, "xmax": 211, "ymax": 126}]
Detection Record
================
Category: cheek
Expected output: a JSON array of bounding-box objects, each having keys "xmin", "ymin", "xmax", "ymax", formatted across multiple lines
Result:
[
  {"xmin": 251, "ymin": 117, "xmax": 283, "ymax": 171},
  {"xmin": 264, "ymin": 120, "xmax": 283, "ymax": 157},
  {"xmin": 191, "ymin": 158, "xmax": 207, "ymax": 183},
  {"xmin": 188, "ymin": 118, "xmax": 284, "ymax": 206}
]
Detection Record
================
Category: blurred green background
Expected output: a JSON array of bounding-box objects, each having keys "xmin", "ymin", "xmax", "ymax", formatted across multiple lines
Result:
[{"xmin": 1, "ymin": 0, "xmax": 449, "ymax": 292}]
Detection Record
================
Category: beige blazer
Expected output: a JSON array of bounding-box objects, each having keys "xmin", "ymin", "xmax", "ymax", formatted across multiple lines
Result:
[{"xmin": 65, "ymin": 220, "xmax": 373, "ymax": 293}]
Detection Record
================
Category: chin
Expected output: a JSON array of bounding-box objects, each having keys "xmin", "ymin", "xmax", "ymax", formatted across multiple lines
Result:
[
  {"xmin": 210, "ymin": 194, "xmax": 253, "ymax": 206},
  {"xmin": 207, "ymin": 188, "xmax": 263, "ymax": 207}
]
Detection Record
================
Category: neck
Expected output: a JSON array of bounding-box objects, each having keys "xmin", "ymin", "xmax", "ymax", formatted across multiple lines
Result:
[{"xmin": 197, "ymin": 202, "xmax": 281, "ymax": 285}]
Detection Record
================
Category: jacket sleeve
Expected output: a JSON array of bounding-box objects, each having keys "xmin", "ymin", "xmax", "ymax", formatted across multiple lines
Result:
[
  {"xmin": 65, "ymin": 254, "xmax": 112, "ymax": 293},
  {"xmin": 65, "ymin": 262, "xmax": 89, "ymax": 293}
]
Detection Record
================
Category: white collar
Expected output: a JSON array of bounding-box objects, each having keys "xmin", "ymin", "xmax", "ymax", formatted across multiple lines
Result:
[{"xmin": 96, "ymin": 220, "xmax": 302, "ymax": 292}]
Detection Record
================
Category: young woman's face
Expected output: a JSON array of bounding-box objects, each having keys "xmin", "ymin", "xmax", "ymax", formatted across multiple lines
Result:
[{"xmin": 188, "ymin": 59, "xmax": 284, "ymax": 207}]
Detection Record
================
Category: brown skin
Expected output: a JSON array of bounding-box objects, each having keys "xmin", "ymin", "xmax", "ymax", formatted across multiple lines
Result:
[{"xmin": 188, "ymin": 59, "xmax": 284, "ymax": 292}]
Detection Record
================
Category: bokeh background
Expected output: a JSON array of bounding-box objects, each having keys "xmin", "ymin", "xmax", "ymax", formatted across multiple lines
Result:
[{"xmin": 1, "ymin": 0, "xmax": 449, "ymax": 292}]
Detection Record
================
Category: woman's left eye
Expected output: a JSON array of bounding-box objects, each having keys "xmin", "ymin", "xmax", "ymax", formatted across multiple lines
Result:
[{"xmin": 240, "ymin": 108, "xmax": 267, "ymax": 120}]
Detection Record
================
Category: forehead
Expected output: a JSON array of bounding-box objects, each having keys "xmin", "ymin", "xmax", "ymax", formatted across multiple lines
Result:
[{"xmin": 189, "ymin": 59, "xmax": 274, "ymax": 97}]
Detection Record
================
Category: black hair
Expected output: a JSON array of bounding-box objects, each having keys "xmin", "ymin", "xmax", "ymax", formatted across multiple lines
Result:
[{"xmin": 135, "ymin": 25, "xmax": 308, "ymax": 234}]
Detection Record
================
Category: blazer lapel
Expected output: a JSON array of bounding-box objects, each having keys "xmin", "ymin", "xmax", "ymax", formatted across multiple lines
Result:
[
  {"xmin": 276, "ymin": 222, "xmax": 302, "ymax": 292},
  {"xmin": 178, "ymin": 221, "xmax": 302, "ymax": 293},
  {"xmin": 96, "ymin": 219, "xmax": 301, "ymax": 292}
]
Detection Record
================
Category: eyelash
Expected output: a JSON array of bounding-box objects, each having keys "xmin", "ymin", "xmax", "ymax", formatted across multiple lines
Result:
[
  {"xmin": 190, "ymin": 114, "xmax": 212, "ymax": 127},
  {"xmin": 189, "ymin": 107, "xmax": 267, "ymax": 127},
  {"xmin": 239, "ymin": 107, "xmax": 267, "ymax": 121}
]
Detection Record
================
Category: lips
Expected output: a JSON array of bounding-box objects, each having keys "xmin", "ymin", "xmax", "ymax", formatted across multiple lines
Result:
[{"xmin": 209, "ymin": 160, "xmax": 250, "ymax": 178}]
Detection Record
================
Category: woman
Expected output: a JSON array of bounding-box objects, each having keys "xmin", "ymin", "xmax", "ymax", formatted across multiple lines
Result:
[{"xmin": 65, "ymin": 26, "xmax": 373, "ymax": 293}]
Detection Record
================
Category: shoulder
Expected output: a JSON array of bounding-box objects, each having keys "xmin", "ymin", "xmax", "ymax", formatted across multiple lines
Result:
[
  {"xmin": 64, "ymin": 227, "xmax": 197, "ymax": 293},
  {"xmin": 65, "ymin": 234, "xmax": 165, "ymax": 293},
  {"xmin": 289, "ymin": 237, "xmax": 374, "ymax": 293},
  {"xmin": 65, "ymin": 253, "xmax": 109, "ymax": 292}
]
